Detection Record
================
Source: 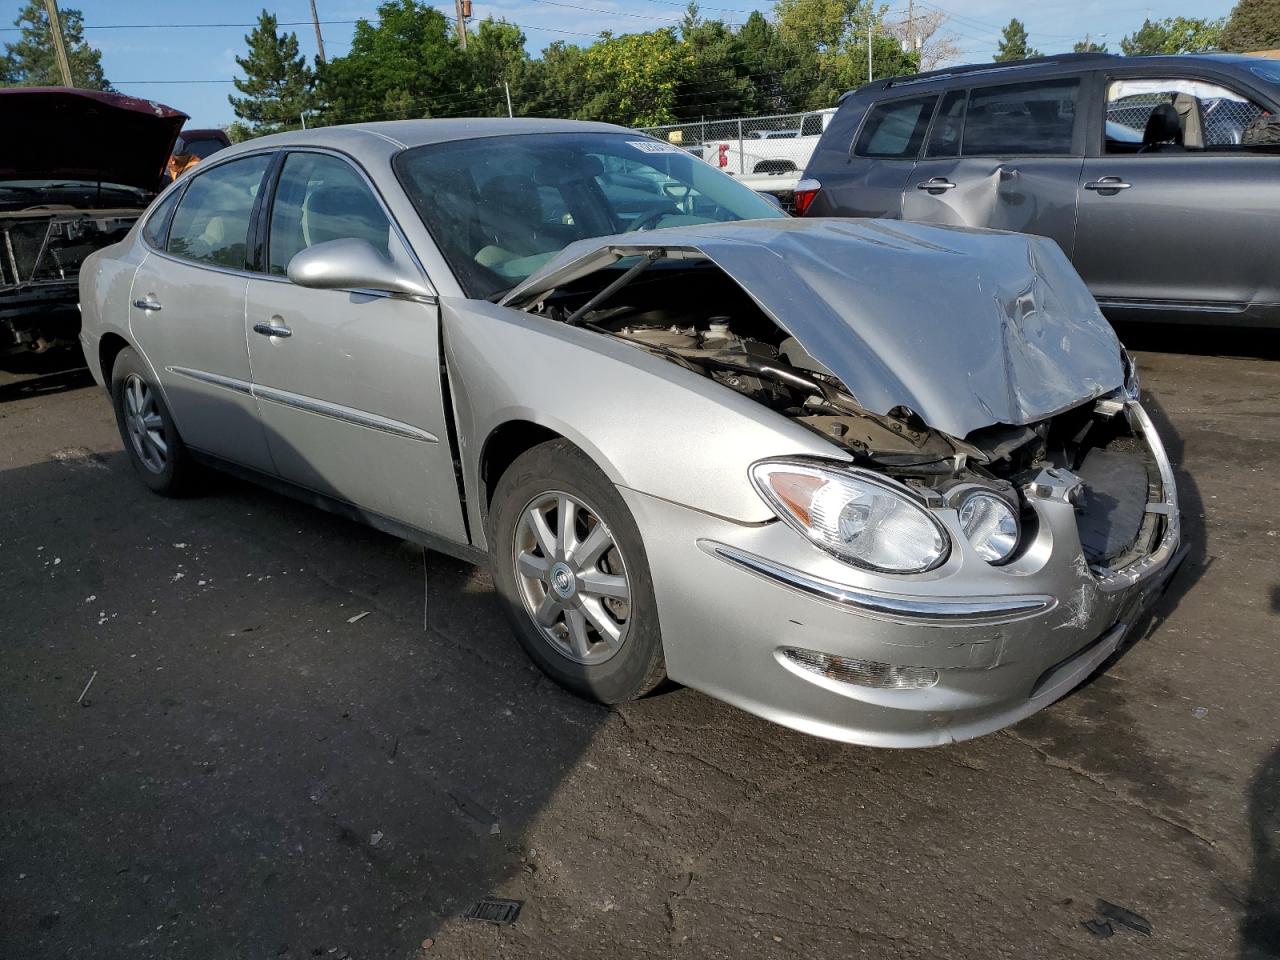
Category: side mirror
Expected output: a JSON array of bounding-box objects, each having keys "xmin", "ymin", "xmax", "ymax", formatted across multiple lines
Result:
[{"xmin": 287, "ymin": 238, "xmax": 432, "ymax": 299}]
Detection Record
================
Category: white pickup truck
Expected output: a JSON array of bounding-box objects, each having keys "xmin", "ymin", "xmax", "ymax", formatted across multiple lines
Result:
[{"xmin": 706, "ymin": 108, "xmax": 835, "ymax": 207}]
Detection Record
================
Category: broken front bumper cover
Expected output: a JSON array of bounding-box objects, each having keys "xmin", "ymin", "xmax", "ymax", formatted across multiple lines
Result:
[{"xmin": 623, "ymin": 400, "xmax": 1182, "ymax": 748}]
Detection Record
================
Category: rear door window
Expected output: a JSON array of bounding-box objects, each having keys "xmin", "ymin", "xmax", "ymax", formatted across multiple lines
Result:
[
  {"xmin": 166, "ymin": 154, "xmax": 271, "ymax": 269},
  {"xmin": 853, "ymin": 96, "xmax": 938, "ymax": 158},
  {"xmin": 962, "ymin": 79, "xmax": 1080, "ymax": 156},
  {"xmin": 267, "ymin": 152, "xmax": 393, "ymax": 276},
  {"xmin": 925, "ymin": 89, "xmax": 968, "ymax": 158},
  {"xmin": 141, "ymin": 188, "xmax": 181, "ymax": 248}
]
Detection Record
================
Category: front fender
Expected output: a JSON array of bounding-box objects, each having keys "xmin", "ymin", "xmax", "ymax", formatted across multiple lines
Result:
[{"xmin": 440, "ymin": 297, "xmax": 848, "ymax": 551}]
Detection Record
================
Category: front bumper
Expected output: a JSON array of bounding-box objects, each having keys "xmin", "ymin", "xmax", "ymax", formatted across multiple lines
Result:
[{"xmin": 624, "ymin": 402, "xmax": 1182, "ymax": 747}]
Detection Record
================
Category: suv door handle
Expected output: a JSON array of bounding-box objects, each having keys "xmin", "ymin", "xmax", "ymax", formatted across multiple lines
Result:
[
  {"xmin": 133, "ymin": 297, "xmax": 162, "ymax": 311},
  {"xmin": 916, "ymin": 177, "xmax": 957, "ymax": 193},
  {"xmin": 253, "ymin": 321, "xmax": 292, "ymax": 339},
  {"xmin": 1085, "ymin": 177, "xmax": 1132, "ymax": 192}
]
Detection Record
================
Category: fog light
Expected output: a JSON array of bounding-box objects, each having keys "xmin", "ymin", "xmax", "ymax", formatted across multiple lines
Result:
[{"xmin": 779, "ymin": 646, "xmax": 938, "ymax": 689}]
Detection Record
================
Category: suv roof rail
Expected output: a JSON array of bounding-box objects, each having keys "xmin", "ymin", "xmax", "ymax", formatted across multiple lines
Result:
[{"xmin": 840, "ymin": 52, "xmax": 1117, "ymax": 100}]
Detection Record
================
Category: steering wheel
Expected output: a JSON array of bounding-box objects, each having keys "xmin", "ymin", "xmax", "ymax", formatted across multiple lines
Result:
[{"xmin": 626, "ymin": 207, "xmax": 675, "ymax": 232}]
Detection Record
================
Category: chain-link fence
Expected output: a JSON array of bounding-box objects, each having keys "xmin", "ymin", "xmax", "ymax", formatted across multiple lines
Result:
[
  {"xmin": 637, "ymin": 109, "xmax": 832, "ymax": 176},
  {"xmin": 1106, "ymin": 90, "xmax": 1266, "ymax": 147}
]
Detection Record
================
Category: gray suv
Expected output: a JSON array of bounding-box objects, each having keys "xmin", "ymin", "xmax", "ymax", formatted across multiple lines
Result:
[{"xmin": 798, "ymin": 53, "xmax": 1280, "ymax": 328}]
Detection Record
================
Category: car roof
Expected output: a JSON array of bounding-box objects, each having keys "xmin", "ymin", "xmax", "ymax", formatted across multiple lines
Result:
[{"xmin": 842, "ymin": 52, "xmax": 1272, "ymax": 101}]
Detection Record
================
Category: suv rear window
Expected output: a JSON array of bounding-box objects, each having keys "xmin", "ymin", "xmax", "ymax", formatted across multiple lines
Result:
[
  {"xmin": 962, "ymin": 79, "xmax": 1079, "ymax": 156},
  {"xmin": 853, "ymin": 96, "xmax": 937, "ymax": 158}
]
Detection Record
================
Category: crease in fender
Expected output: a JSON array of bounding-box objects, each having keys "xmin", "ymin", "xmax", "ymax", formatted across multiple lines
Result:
[{"xmin": 615, "ymin": 484, "xmax": 777, "ymax": 527}]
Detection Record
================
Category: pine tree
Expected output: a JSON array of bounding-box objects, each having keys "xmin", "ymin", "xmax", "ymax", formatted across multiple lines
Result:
[
  {"xmin": 1072, "ymin": 38, "xmax": 1108, "ymax": 53},
  {"xmin": 229, "ymin": 10, "xmax": 316, "ymax": 135},
  {"xmin": 1220, "ymin": 0, "xmax": 1280, "ymax": 52},
  {"xmin": 1, "ymin": 1, "xmax": 109, "ymax": 88},
  {"xmin": 993, "ymin": 18, "xmax": 1040, "ymax": 61}
]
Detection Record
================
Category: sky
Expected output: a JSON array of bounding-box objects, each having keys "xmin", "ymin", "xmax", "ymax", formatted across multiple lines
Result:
[{"xmin": 0, "ymin": 0, "xmax": 1239, "ymax": 126}]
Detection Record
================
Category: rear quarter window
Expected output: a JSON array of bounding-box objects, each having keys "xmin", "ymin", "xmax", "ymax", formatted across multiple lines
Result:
[{"xmin": 853, "ymin": 96, "xmax": 937, "ymax": 158}]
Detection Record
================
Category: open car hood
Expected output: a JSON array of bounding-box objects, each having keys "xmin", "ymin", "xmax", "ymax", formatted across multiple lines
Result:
[
  {"xmin": 502, "ymin": 218, "xmax": 1124, "ymax": 439},
  {"xmin": 0, "ymin": 87, "xmax": 187, "ymax": 192}
]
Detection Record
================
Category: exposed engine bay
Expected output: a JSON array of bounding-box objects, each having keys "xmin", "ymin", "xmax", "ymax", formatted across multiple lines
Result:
[{"xmin": 526, "ymin": 257, "xmax": 1162, "ymax": 571}]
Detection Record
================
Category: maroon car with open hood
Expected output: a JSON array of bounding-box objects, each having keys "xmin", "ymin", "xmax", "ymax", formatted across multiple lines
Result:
[{"xmin": 0, "ymin": 87, "xmax": 186, "ymax": 355}]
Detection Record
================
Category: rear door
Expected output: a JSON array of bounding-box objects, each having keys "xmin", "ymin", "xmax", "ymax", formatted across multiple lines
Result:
[
  {"xmin": 128, "ymin": 152, "xmax": 276, "ymax": 473},
  {"xmin": 244, "ymin": 150, "xmax": 468, "ymax": 542},
  {"xmin": 903, "ymin": 77, "xmax": 1085, "ymax": 255},
  {"xmin": 816, "ymin": 93, "xmax": 937, "ymax": 217},
  {"xmin": 1073, "ymin": 72, "xmax": 1280, "ymax": 321}
]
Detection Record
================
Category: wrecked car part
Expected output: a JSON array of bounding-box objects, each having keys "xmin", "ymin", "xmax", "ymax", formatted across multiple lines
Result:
[{"xmin": 777, "ymin": 646, "xmax": 939, "ymax": 690}]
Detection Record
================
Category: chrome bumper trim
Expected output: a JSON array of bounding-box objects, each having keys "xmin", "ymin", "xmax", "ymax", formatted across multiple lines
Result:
[{"xmin": 697, "ymin": 540, "xmax": 1057, "ymax": 624}]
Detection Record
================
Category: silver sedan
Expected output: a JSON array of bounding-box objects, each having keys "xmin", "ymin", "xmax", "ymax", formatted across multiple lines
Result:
[{"xmin": 78, "ymin": 119, "xmax": 1184, "ymax": 747}]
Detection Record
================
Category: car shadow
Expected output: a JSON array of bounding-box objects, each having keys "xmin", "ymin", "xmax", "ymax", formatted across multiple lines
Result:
[
  {"xmin": 0, "ymin": 348, "xmax": 92, "ymax": 404},
  {"xmin": 1243, "ymin": 745, "xmax": 1280, "ymax": 959},
  {"xmin": 1111, "ymin": 321, "xmax": 1280, "ymax": 362},
  {"xmin": 0, "ymin": 446, "xmax": 604, "ymax": 959}
]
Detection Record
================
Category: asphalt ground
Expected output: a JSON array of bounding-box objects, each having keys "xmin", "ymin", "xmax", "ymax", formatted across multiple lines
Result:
[{"xmin": 2, "ymin": 325, "xmax": 1278, "ymax": 960}]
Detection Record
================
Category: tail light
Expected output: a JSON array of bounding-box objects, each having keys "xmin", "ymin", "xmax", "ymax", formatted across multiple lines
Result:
[
  {"xmin": 792, "ymin": 178, "xmax": 821, "ymax": 216},
  {"xmin": 717, "ymin": 144, "xmax": 729, "ymax": 168}
]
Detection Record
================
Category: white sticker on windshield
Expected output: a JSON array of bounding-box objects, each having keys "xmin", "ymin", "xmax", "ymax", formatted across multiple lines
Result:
[{"xmin": 627, "ymin": 140, "xmax": 684, "ymax": 154}]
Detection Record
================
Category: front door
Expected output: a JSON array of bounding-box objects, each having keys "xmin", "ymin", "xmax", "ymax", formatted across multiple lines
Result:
[
  {"xmin": 1073, "ymin": 75, "xmax": 1280, "ymax": 320},
  {"xmin": 128, "ymin": 153, "xmax": 275, "ymax": 473},
  {"xmin": 244, "ymin": 150, "xmax": 467, "ymax": 542},
  {"xmin": 902, "ymin": 79, "xmax": 1085, "ymax": 256}
]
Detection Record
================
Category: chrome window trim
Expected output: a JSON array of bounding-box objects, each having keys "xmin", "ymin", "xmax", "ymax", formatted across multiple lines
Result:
[
  {"xmin": 697, "ymin": 540, "xmax": 1057, "ymax": 625},
  {"xmin": 167, "ymin": 366, "xmax": 439, "ymax": 444}
]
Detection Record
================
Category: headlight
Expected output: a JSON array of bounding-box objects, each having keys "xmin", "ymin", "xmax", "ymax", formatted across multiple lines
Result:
[
  {"xmin": 750, "ymin": 461, "xmax": 949, "ymax": 573},
  {"xmin": 957, "ymin": 491, "xmax": 1019, "ymax": 564}
]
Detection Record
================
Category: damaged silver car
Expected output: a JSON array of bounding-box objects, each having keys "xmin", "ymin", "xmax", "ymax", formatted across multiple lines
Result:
[{"xmin": 78, "ymin": 119, "xmax": 1184, "ymax": 747}]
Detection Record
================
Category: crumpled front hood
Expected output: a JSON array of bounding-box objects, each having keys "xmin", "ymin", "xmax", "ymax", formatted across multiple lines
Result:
[{"xmin": 503, "ymin": 218, "xmax": 1124, "ymax": 439}]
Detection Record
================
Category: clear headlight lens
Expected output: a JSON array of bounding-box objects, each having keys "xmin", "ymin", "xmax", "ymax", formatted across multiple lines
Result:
[
  {"xmin": 958, "ymin": 492, "xmax": 1019, "ymax": 564},
  {"xmin": 750, "ymin": 461, "xmax": 949, "ymax": 573}
]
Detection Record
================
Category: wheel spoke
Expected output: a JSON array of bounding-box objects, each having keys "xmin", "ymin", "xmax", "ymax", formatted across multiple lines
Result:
[
  {"xmin": 516, "ymin": 550, "xmax": 550, "ymax": 582},
  {"xmin": 575, "ymin": 522, "xmax": 612, "ymax": 569},
  {"xmin": 142, "ymin": 412, "xmax": 163, "ymax": 431},
  {"xmin": 525, "ymin": 506, "xmax": 556, "ymax": 559},
  {"xmin": 577, "ymin": 570, "xmax": 629, "ymax": 602},
  {"xmin": 556, "ymin": 495, "xmax": 577, "ymax": 561},
  {"xmin": 579, "ymin": 597, "xmax": 623, "ymax": 648},
  {"xmin": 533, "ymin": 592, "xmax": 560, "ymax": 627},
  {"xmin": 565, "ymin": 608, "xmax": 593, "ymax": 658},
  {"xmin": 131, "ymin": 378, "xmax": 145, "ymax": 415},
  {"xmin": 147, "ymin": 430, "xmax": 168, "ymax": 456}
]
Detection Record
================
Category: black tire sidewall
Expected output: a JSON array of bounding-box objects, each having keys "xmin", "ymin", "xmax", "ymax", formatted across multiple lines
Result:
[
  {"xmin": 110, "ymin": 347, "xmax": 190, "ymax": 495},
  {"xmin": 488, "ymin": 439, "xmax": 665, "ymax": 703}
]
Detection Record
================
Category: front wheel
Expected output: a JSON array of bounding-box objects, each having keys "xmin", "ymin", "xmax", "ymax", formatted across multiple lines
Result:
[{"xmin": 488, "ymin": 439, "xmax": 666, "ymax": 703}]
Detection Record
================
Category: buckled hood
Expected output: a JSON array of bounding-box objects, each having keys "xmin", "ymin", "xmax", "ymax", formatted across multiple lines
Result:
[
  {"xmin": 0, "ymin": 87, "xmax": 187, "ymax": 191},
  {"xmin": 502, "ymin": 218, "xmax": 1124, "ymax": 439}
]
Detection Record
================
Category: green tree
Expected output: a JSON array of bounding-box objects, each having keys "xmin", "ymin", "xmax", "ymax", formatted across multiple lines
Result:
[
  {"xmin": 993, "ymin": 17, "xmax": 1040, "ymax": 61},
  {"xmin": 1120, "ymin": 16, "xmax": 1225, "ymax": 55},
  {"xmin": 1072, "ymin": 37, "xmax": 1107, "ymax": 53},
  {"xmin": 316, "ymin": 0, "xmax": 467, "ymax": 122},
  {"xmin": 1, "ymin": 1, "xmax": 109, "ymax": 88},
  {"xmin": 1220, "ymin": 0, "xmax": 1280, "ymax": 52},
  {"xmin": 675, "ymin": 17, "xmax": 753, "ymax": 120},
  {"xmin": 517, "ymin": 41, "xmax": 590, "ymax": 118},
  {"xmin": 736, "ymin": 11, "xmax": 791, "ymax": 113},
  {"xmin": 229, "ymin": 11, "xmax": 315, "ymax": 134},
  {"xmin": 580, "ymin": 29, "xmax": 685, "ymax": 126},
  {"xmin": 464, "ymin": 18, "xmax": 531, "ymax": 116}
]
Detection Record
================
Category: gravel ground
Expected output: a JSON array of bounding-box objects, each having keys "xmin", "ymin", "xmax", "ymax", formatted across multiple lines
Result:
[{"xmin": 1, "ymin": 329, "xmax": 1278, "ymax": 960}]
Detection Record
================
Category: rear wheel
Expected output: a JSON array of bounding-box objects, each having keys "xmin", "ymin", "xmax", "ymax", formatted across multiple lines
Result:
[
  {"xmin": 488, "ymin": 439, "xmax": 666, "ymax": 703},
  {"xmin": 110, "ymin": 347, "xmax": 194, "ymax": 495}
]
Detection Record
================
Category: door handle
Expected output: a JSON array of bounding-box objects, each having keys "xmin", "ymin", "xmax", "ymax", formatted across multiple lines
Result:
[
  {"xmin": 253, "ymin": 321, "xmax": 292, "ymax": 339},
  {"xmin": 133, "ymin": 297, "xmax": 162, "ymax": 311},
  {"xmin": 917, "ymin": 177, "xmax": 957, "ymax": 193},
  {"xmin": 1084, "ymin": 177, "xmax": 1132, "ymax": 192}
]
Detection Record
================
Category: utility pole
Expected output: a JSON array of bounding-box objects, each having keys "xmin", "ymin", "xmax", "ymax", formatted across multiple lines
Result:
[
  {"xmin": 906, "ymin": 0, "xmax": 914, "ymax": 56},
  {"xmin": 504, "ymin": 81, "xmax": 513, "ymax": 118},
  {"xmin": 309, "ymin": 0, "xmax": 326, "ymax": 64},
  {"xmin": 43, "ymin": 0, "xmax": 74, "ymax": 87},
  {"xmin": 867, "ymin": 18, "xmax": 873, "ymax": 84},
  {"xmin": 455, "ymin": 0, "xmax": 469, "ymax": 51}
]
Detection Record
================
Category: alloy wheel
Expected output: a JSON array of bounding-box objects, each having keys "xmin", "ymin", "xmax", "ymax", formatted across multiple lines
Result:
[
  {"xmin": 122, "ymin": 373, "xmax": 168, "ymax": 474},
  {"xmin": 512, "ymin": 491, "xmax": 632, "ymax": 665}
]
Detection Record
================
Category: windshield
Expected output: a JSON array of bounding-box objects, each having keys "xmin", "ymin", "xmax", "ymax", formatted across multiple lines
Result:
[{"xmin": 393, "ymin": 131, "xmax": 784, "ymax": 299}]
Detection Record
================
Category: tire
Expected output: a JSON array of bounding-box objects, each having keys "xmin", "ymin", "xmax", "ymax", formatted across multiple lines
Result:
[
  {"xmin": 488, "ymin": 439, "xmax": 666, "ymax": 703},
  {"xmin": 110, "ymin": 347, "xmax": 195, "ymax": 496}
]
